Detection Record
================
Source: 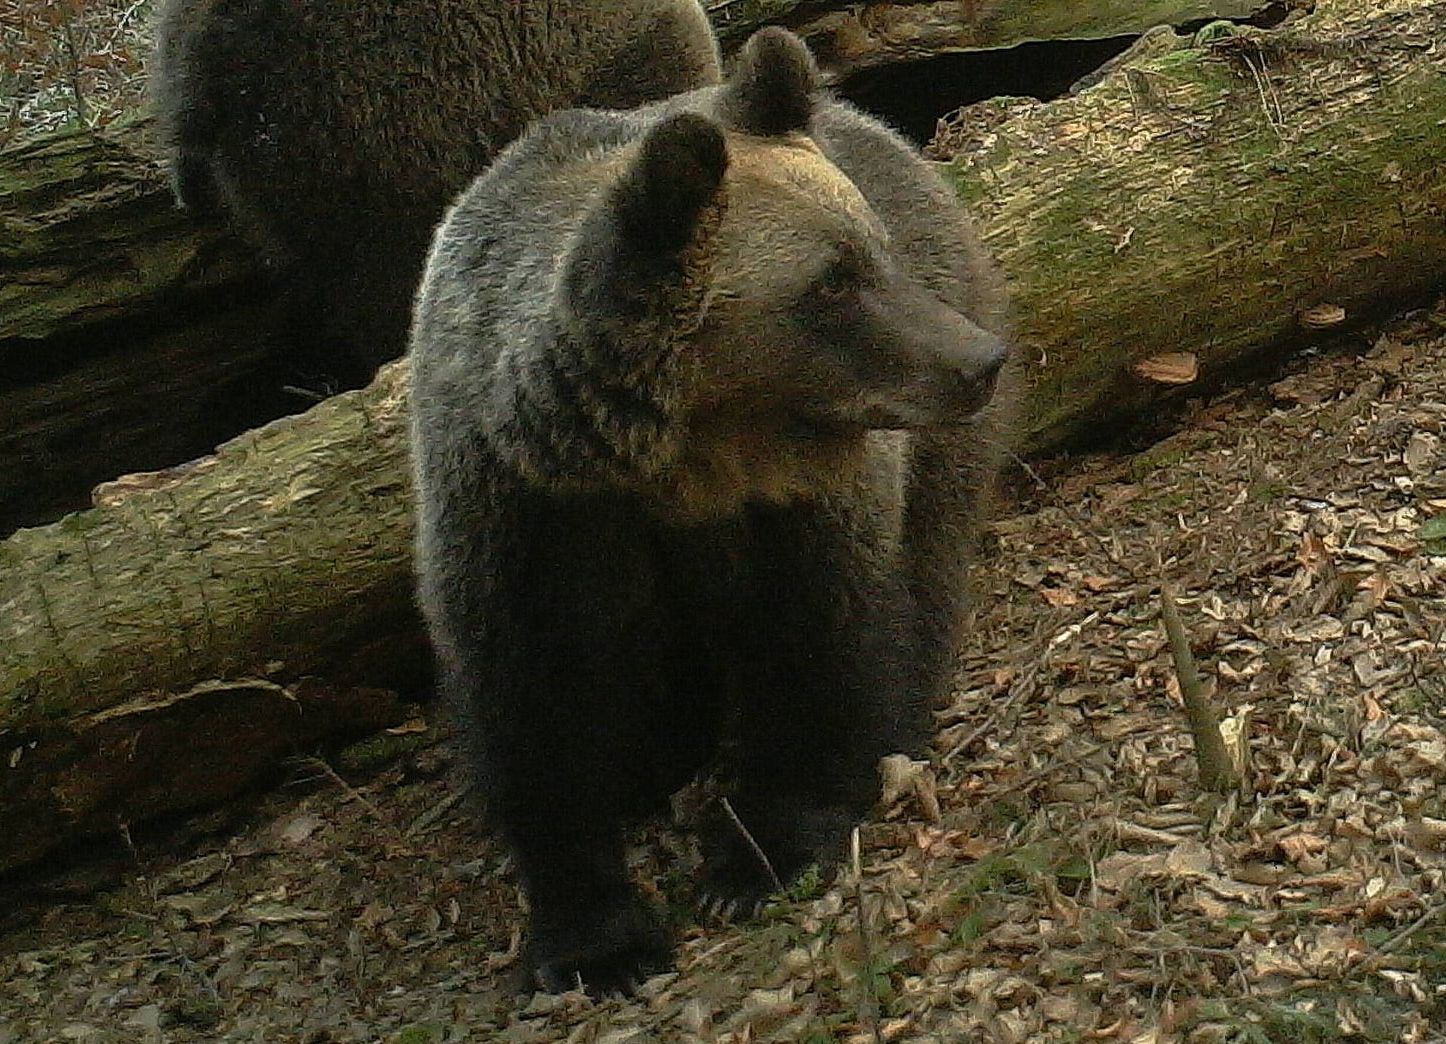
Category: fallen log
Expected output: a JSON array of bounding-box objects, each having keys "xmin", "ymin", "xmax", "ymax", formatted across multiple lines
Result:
[
  {"xmin": 708, "ymin": 0, "xmax": 1271, "ymax": 71},
  {"xmin": 0, "ymin": 127, "xmax": 280, "ymax": 534},
  {"xmin": 1, "ymin": 365, "xmax": 422, "ymax": 871},
  {"xmin": 1, "ymin": 0, "xmax": 1279, "ymax": 536},
  {"xmin": 3, "ymin": 0, "xmax": 1445, "ymax": 872},
  {"xmin": 942, "ymin": 0, "xmax": 1446, "ymax": 445}
]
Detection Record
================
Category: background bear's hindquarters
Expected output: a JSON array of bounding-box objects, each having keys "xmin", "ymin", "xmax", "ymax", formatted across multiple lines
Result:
[
  {"xmin": 703, "ymin": 492, "xmax": 925, "ymax": 903},
  {"xmin": 148, "ymin": 0, "xmax": 725, "ymax": 388},
  {"xmin": 580, "ymin": 0, "xmax": 722, "ymax": 108}
]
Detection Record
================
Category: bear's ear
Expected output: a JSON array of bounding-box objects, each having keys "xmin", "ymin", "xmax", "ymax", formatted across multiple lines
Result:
[
  {"xmin": 722, "ymin": 27, "xmax": 818, "ymax": 137},
  {"xmin": 612, "ymin": 112, "xmax": 728, "ymax": 255}
]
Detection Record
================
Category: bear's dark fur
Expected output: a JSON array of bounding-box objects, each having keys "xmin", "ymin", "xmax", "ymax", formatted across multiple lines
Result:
[
  {"xmin": 408, "ymin": 29, "xmax": 1014, "ymax": 993},
  {"xmin": 149, "ymin": 0, "xmax": 721, "ymax": 386}
]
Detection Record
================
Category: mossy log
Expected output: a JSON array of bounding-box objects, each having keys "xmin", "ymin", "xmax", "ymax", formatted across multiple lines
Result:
[
  {"xmin": 950, "ymin": 0, "xmax": 1446, "ymax": 446},
  {"xmin": 706, "ymin": 0, "xmax": 1269, "ymax": 64},
  {"xmin": 0, "ymin": 128, "xmax": 279, "ymax": 535},
  {"xmin": 2, "ymin": 0, "xmax": 1271, "ymax": 336},
  {"xmin": 3, "ymin": 0, "xmax": 1445, "ymax": 873},
  {"xmin": 0, "ymin": 367, "xmax": 422, "ymax": 871}
]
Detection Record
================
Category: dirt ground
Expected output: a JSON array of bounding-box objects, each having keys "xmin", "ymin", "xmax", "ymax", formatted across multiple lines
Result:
[{"xmin": 3, "ymin": 299, "xmax": 1444, "ymax": 1042}]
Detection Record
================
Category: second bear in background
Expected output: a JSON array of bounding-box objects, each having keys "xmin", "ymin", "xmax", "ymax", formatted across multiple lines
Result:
[{"xmin": 149, "ymin": 0, "xmax": 722, "ymax": 387}]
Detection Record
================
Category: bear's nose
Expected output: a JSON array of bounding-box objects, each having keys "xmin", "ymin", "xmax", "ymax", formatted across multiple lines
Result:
[{"xmin": 966, "ymin": 333, "xmax": 1009, "ymax": 385}]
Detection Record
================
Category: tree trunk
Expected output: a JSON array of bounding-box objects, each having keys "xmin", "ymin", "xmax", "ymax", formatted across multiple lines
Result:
[{"xmin": 3, "ymin": 0, "xmax": 1444, "ymax": 873}]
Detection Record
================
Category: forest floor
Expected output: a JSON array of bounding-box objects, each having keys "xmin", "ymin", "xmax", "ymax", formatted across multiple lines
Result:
[
  {"xmin": 1, "ymin": 0, "xmax": 155, "ymax": 147},
  {"xmin": 2, "ymin": 298, "xmax": 1444, "ymax": 1043}
]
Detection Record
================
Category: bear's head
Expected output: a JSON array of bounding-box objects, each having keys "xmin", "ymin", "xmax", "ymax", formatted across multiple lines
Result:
[{"xmin": 559, "ymin": 28, "xmax": 1009, "ymax": 512}]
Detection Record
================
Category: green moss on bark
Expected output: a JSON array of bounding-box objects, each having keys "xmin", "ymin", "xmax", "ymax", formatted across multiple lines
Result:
[{"xmin": 946, "ymin": 0, "xmax": 1446, "ymax": 446}]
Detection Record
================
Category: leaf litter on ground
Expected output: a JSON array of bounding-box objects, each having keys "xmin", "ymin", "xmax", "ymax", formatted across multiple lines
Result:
[{"xmin": 4, "ymin": 298, "xmax": 1444, "ymax": 1043}]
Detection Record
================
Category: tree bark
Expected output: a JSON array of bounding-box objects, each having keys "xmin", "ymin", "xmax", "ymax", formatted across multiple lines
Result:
[
  {"xmin": 706, "ymin": 1, "xmax": 1270, "ymax": 67},
  {"xmin": 2, "ymin": 0, "xmax": 1444, "ymax": 873},
  {"xmin": 0, "ymin": 126, "xmax": 281, "ymax": 535},
  {"xmin": 1, "ymin": 365, "xmax": 422, "ymax": 872},
  {"xmin": 942, "ymin": 0, "xmax": 1446, "ymax": 447}
]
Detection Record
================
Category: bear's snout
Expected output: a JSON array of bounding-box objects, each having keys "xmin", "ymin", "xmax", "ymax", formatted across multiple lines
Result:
[
  {"xmin": 939, "ymin": 330, "xmax": 1008, "ymax": 417},
  {"xmin": 878, "ymin": 289, "xmax": 1009, "ymax": 426}
]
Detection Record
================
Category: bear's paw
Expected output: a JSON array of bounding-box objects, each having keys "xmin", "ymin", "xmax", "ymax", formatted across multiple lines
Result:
[{"xmin": 527, "ymin": 899, "xmax": 673, "ymax": 996}]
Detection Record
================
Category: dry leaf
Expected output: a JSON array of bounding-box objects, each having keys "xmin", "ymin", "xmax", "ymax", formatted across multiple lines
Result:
[
  {"xmin": 1131, "ymin": 352, "xmax": 1199, "ymax": 385},
  {"xmin": 1278, "ymin": 832, "xmax": 1328, "ymax": 863},
  {"xmin": 1296, "ymin": 531, "xmax": 1329, "ymax": 572},
  {"xmin": 1041, "ymin": 586, "xmax": 1081, "ymax": 607},
  {"xmin": 1164, "ymin": 841, "xmax": 1213, "ymax": 879},
  {"xmin": 1300, "ymin": 303, "xmax": 1347, "ymax": 328},
  {"xmin": 878, "ymin": 754, "xmax": 942, "ymax": 823}
]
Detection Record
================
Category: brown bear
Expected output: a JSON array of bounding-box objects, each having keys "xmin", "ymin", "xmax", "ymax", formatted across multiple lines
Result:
[
  {"xmin": 409, "ymin": 27, "xmax": 1015, "ymax": 994},
  {"xmin": 149, "ymin": 0, "xmax": 722, "ymax": 387}
]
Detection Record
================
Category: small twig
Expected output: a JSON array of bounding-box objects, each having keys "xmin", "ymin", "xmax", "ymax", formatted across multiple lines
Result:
[
  {"xmin": 1006, "ymin": 448, "xmax": 1125, "ymax": 566},
  {"xmin": 112, "ymin": 906, "xmax": 160, "ymax": 923},
  {"xmin": 280, "ymin": 384, "xmax": 329, "ymax": 403},
  {"xmin": 1161, "ymin": 587, "xmax": 1237, "ymax": 793},
  {"xmin": 1126, "ymin": 943, "xmax": 1252, "ymax": 995},
  {"xmin": 105, "ymin": 0, "xmax": 150, "ymax": 50},
  {"xmin": 59, "ymin": 13, "xmax": 90, "ymax": 126},
  {"xmin": 941, "ymin": 660, "xmax": 1037, "ymax": 769},
  {"xmin": 102, "ymin": 950, "xmax": 176, "ymax": 964},
  {"xmin": 292, "ymin": 756, "xmax": 399, "ymax": 835},
  {"xmin": 1241, "ymin": 51, "xmax": 1285, "ymax": 138},
  {"xmin": 718, "ymin": 797, "xmax": 783, "ymax": 894},
  {"xmin": 1376, "ymin": 901, "xmax": 1446, "ymax": 956},
  {"xmin": 115, "ymin": 820, "xmax": 226, "ymax": 1012},
  {"xmin": 116, "ymin": 818, "xmax": 141, "ymax": 867},
  {"xmin": 406, "ymin": 789, "xmax": 465, "ymax": 838},
  {"xmin": 989, "ymin": 743, "xmax": 1106, "ymax": 799},
  {"xmin": 851, "ymin": 827, "xmax": 884, "ymax": 1044}
]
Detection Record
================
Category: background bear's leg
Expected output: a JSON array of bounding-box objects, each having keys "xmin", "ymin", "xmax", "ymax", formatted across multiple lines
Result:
[
  {"xmin": 302, "ymin": 223, "xmax": 437, "ymax": 388},
  {"xmin": 701, "ymin": 499, "xmax": 926, "ymax": 906},
  {"xmin": 901, "ymin": 429, "xmax": 991, "ymax": 704}
]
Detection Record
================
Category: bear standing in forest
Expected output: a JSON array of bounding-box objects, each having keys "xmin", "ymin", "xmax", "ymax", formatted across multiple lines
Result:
[
  {"xmin": 409, "ymin": 28, "xmax": 1015, "ymax": 993},
  {"xmin": 149, "ymin": 0, "xmax": 721, "ymax": 387}
]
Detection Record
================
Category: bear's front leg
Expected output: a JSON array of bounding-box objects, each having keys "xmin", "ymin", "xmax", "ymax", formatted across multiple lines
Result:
[
  {"xmin": 486, "ymin": 644, "xmax": 675, "ymax": 991},
  {"xmin": 701, "ymin": 499, "xmax": 927, "ymax": 911},
  {"xmin": 504, "ymin": 806, "xmax": 672, "ymax": 994},
  {"xmin": 441, "ymin": 494, "xmax": 678, "ymax": 994}
]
